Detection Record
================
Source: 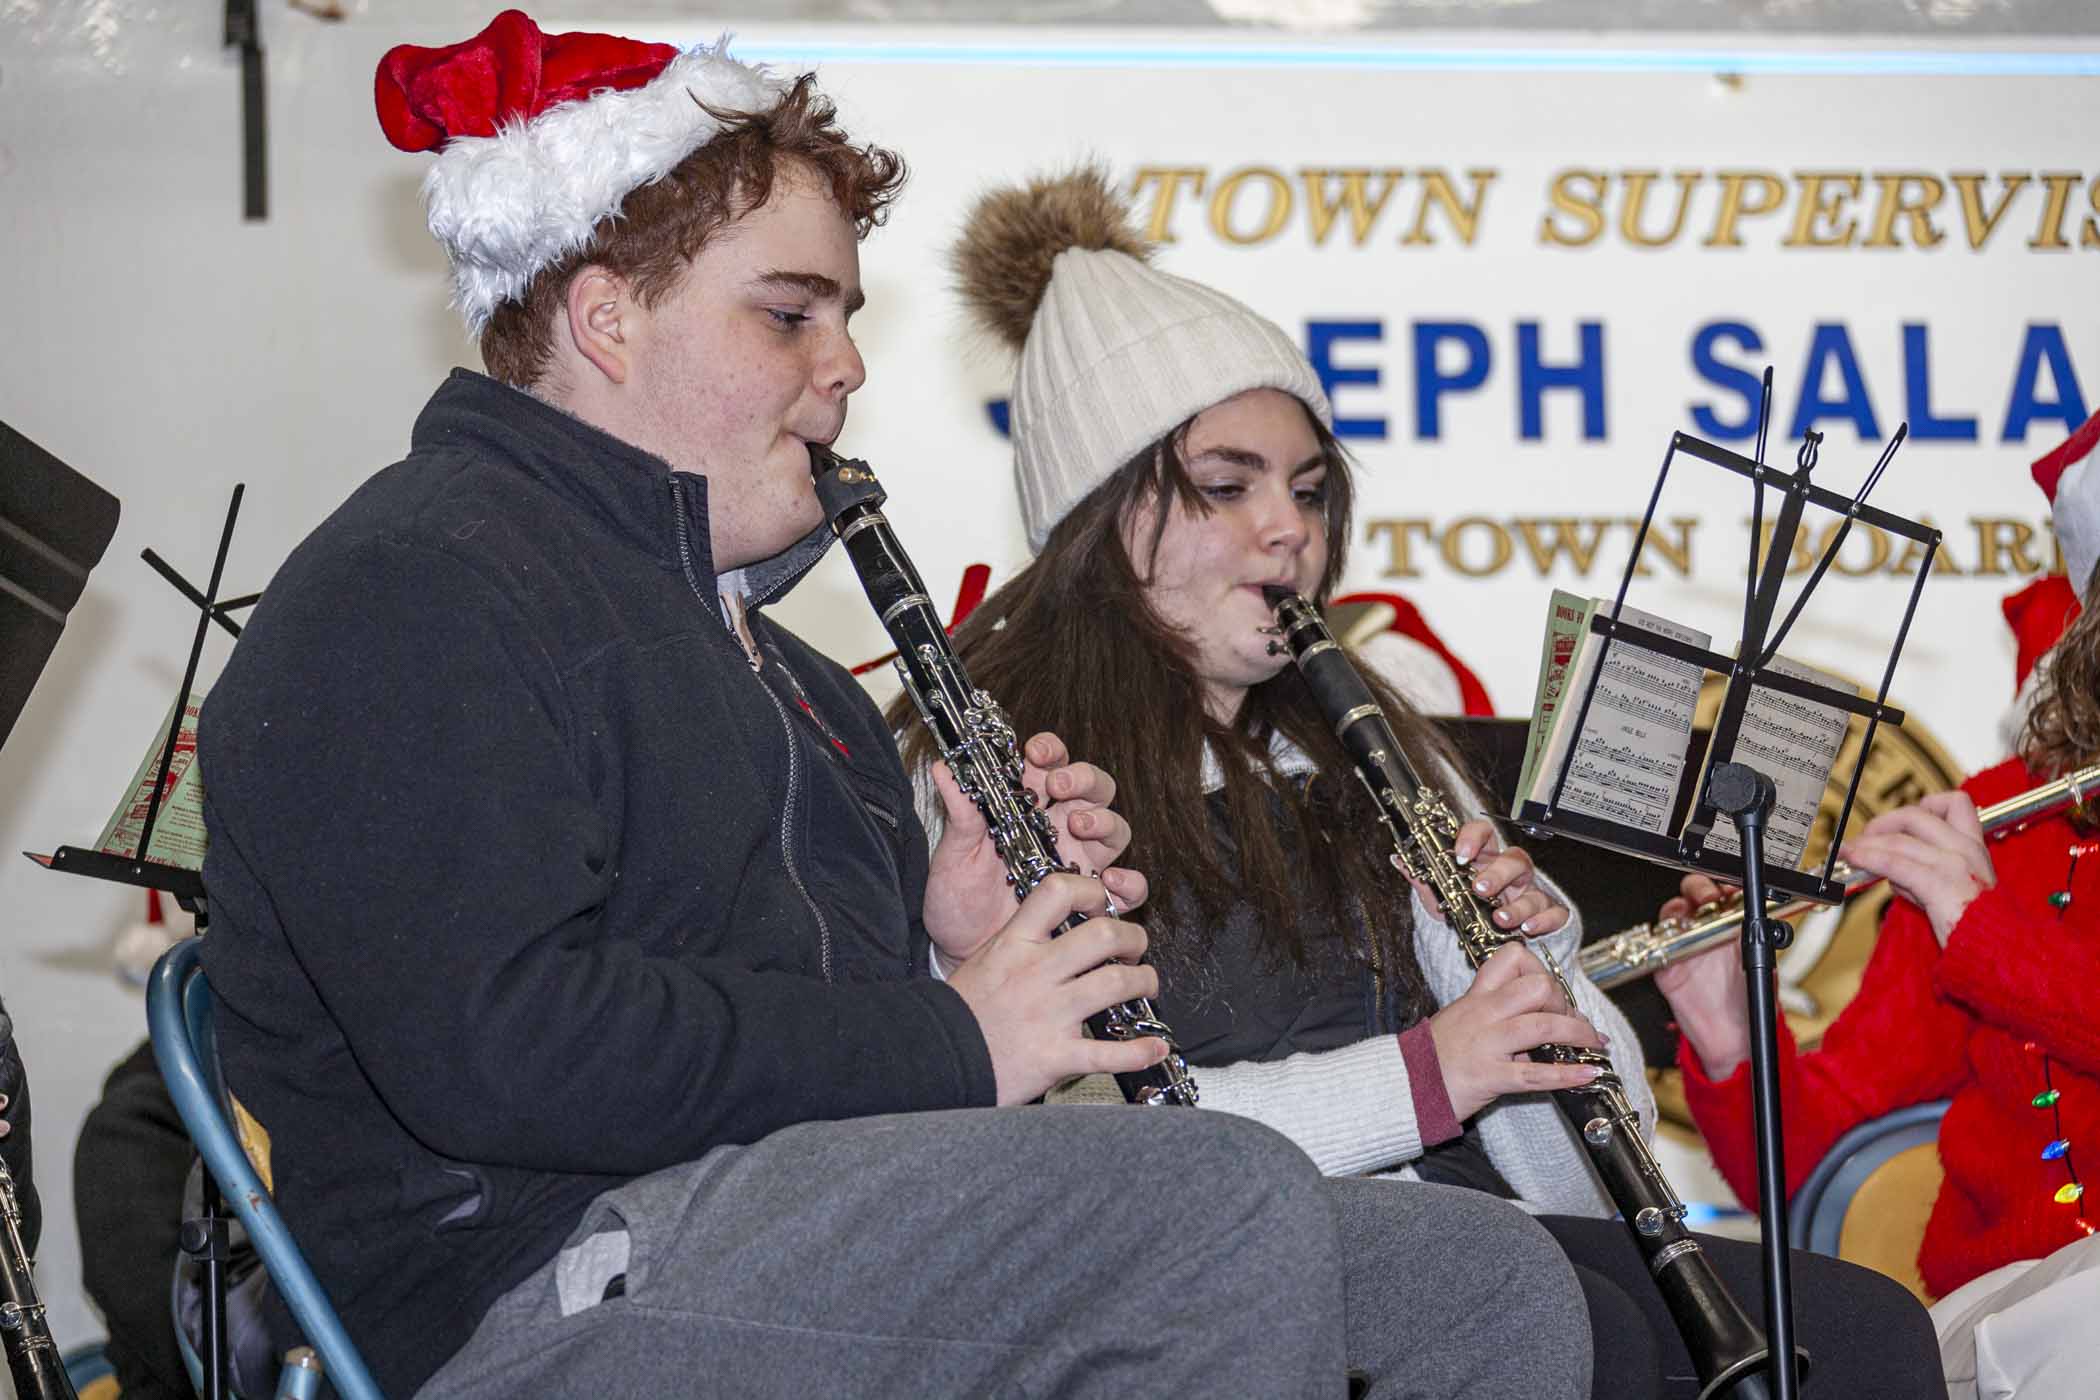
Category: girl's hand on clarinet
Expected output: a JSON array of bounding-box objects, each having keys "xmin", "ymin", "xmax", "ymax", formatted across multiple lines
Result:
[
  {"xmin": 0, "ymin": 1010, "xmax": 16, "ymax": 1139},
  {"xmin": 1409, "ymin": 820, "xmax": 1569, "ymax": 938},
  {"xmin": 1017, "ymin": 731, "xmax": 1147, "ymax": 905},
  {"xmin": 922, "ymin": 731, "xmax": 1148, "ymax": 967},
  {"xmin": 1428, "ymin": 944, "xmax": 1605, "ymax": 1122},
  {"xmin": 946, "ymin": 874, "xmax": 1168, "ymax": 1106}
]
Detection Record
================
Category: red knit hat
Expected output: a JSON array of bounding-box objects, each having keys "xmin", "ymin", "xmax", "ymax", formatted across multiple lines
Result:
[{"xmin": 376, "ymin": 10, "xmax": 785, "ymax": 334}]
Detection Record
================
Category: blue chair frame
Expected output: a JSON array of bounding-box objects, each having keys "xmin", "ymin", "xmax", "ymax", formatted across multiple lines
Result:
[
  {"xmin": 1787, "ymin": 1099, "xmax": 1951, "ymax": 1258},
  {"xmin": 147, "ymin": 937, "xmax": 384, "ymax": 1400},
  {"xmin": 62, "ymin": 1341, "xmax": 114, "ymax": 1391}
]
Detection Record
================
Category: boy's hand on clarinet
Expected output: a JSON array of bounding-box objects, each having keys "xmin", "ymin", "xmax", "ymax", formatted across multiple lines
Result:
[
  {"xmin": 945, "ymin": 874, "xmax": 1167, "ymax": 1106},
  {"xmin": 1428, "ymin": 944, "xmax": 1605, "ymax": 1122},
  {"xmin": 923, "ymin": 731, "xmax": 1148, "ymax": 968}
]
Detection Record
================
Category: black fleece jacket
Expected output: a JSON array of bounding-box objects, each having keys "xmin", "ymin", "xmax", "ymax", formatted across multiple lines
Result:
[{"xmin": 198, "ymin": 371, "xmax": 996, "ymax": 1396}]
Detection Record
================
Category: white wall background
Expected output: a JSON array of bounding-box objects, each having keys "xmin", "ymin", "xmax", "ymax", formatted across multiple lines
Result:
[{"xmin": 4, "ymin": 2, "xmax": 2097, "ymax": 1355}]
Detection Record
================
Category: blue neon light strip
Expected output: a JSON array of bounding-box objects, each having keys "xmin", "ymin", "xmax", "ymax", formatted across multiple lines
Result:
[
  {"xmin": 1680, "ymin": 1202, "xmax": 1752, "ymax": 1229},
  {"xmin": 724, "ymin": 39, "xmax": 2100, "ymax": 77}
]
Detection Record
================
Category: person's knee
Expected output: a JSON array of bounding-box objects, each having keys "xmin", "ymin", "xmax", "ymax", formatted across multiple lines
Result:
[
  {"xmin": 1795, "ymin": 1250, "xmax": 1942, "ymax": 1383},
  {"xmin": 1443, "ymin": 1194, "xmax": 1589, "ymax": 1368},
  {"xmin": 1070, "ymin": 1106, "xmax": 1320, "ymax": 1196},
  {"xmin": 1444, "ymin": 1191, "xmax": 1584, "ymax": 1304},
  {"xmin": 1159, "ymin": 1112, "xmax": 1334, "ymax": 1276}
]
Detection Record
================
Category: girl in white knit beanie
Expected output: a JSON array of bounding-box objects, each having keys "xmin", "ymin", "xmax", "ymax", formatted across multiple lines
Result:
[{"xmin": 893, "ymin": 165, "xmax": 1947, "ymax": 1400}]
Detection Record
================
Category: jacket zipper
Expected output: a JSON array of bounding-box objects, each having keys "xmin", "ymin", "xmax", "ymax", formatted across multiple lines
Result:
[
  {"xmin": 1367, "ymin": 919, "xmax": 1389, "ymax": 1034},
  {"xmin": 670, "ymin": 478, "xmax": 835, "ymax": 984}
]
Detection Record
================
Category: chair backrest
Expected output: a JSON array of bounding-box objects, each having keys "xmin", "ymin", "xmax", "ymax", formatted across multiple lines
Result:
[
  {"xmin": 147, "ymin": 938, "xmax": 385, "ymax": 1400},
  {"xmin": 1788, "ymin": 1098, "xmax": 1951, "ymax": 1302},
  {"xmin": 1834, "ymin": 1143, "xmax": 1943, "ymax": 1303}
]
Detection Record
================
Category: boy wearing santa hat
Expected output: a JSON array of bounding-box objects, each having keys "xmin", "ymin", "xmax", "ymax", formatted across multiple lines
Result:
[{"xmin": 193, "ymin": 12, "xmax": 1588, "ymax": 1399}]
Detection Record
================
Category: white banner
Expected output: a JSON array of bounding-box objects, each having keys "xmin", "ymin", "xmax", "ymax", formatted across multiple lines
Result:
[{"xmin": 686, "ymin": 31, "xmax": 2100, "ymax": 773}]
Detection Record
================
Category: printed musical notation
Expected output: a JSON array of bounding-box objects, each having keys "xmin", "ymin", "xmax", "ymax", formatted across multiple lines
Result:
[
  {"xmin": 1519, "ymin": 594, "xmax": 1709, "ymax": 837},
  {"xmin": 1597, "ymin": 687, "xmax": 1688, "ymax": 729},
  {"xmin": 1570, "ymin": 762, "xmax": 1672, "ymax": 808},
  {"xmin": 1575, "ymin": 733, "xmax": 1682, "ymax": 780},
  {"xmin": 1774, "ymin": 801, "xmax": 1821, "ymax": 832},
  {"xmin": 1741, "ymin": 711, "xmax": 1839, "ymax": 754},
  {"xmin": 1703, "ymin": 653, "xmax": 1854, "ymax": 871},
  {"xmin": 1737, "ymin": 727, "xmax": 1833, "ymax": 783},
  {"xmin": 1599, "ymin": 655, "xmax": 1697, "ymax": 708}
]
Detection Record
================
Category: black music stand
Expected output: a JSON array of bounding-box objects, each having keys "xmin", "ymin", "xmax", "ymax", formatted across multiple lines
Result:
[
  {"xmin": 23, "ymin": 484, "xmax": 256, "ymax": 915},
  {"xmin": 15, "ymin": 461, "xmax": 260, "ymax": 1397},
  {"xmin": 1515, "ymin": 371, "xmax": 1936, "ymax": 1398},
  {"xmin": 1, "ymin": 419, "xmax": 121, "ymax": 751}
]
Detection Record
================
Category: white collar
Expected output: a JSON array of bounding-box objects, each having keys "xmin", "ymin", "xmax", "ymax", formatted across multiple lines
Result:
[{"xmin": 1200, "ymin": 726, "xmax": 1318, "ymax": 793}]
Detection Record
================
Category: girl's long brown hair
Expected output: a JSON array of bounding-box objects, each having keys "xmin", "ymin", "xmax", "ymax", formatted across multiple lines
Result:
[
  {"xmin": 893, "ymin": 399, "xmax": 1458, "ymax": 1016},
  {"xmin": 2020, "ymin": 565, "xmax": 2100, "ymax": 779}
]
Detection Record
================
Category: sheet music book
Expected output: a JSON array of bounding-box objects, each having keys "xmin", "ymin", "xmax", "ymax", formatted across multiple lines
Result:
[
  {"xmin": 1697, "ymin": 653, "xmax": 1853, "ymax": 871},
  {"xmin": 94, "ymin": 689, "xmax": 209, "ymax": 871},
  {"xmin": 1515, "ymin": 591, "xmax": 1592, "ymax": 802},
  {"xmin": 1516, "ymin": 591, "xmax": 1709, "ymax": 836}
]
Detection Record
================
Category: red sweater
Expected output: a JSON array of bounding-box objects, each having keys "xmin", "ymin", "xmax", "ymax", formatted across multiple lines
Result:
[{"xmin": 1680, "ymin": 758, "xmax": 2100, "ymax": 1297}]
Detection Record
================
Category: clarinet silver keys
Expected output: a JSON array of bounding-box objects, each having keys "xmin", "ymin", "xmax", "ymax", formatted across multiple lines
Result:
[
  {"xmin": 0, "ymin": 1154, "xmax": 75, "ymax": 1400},
  {"xmin": 1264, "ymin": 586, "xmax": 1802, "ymax": 1400},
  {"xmin": 810, "ymin": 445, "xmax": 1198, "ymax": 1107}
]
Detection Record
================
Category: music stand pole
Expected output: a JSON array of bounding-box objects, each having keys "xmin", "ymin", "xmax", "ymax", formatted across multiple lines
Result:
[{"xmin": 1710, "ymin": 760, "xmax": 1799, "ymax": 1400}]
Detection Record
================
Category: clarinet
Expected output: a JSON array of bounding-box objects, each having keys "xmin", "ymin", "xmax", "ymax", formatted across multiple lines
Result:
[
  {"xmin": 1264, "ymin": 587, "xmax": 1803, "ymax": 1400},
  {"xmin": 0, "ymin": 1156, "xmax": 75, "ymax": 1400},
  {"xmin": 810, "ymin": 445, "xmax": 1199, "ymax": 1107}
]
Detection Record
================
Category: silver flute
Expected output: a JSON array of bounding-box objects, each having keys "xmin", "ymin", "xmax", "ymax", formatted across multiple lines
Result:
[
  {"xmin": 810, "ymin": 445, "xmax": 1198, "ymax": 1107},
  {"xmin": 1582, "ymin": 762, "xmax": 2100, "ymax": 990},
  {"xmin": 1266, "ymin": 586, "xmax": 1797, "ymax": 1400}
]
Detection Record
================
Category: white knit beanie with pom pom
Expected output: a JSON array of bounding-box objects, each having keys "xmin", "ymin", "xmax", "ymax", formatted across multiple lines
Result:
[{"xmin": 952, "ymin": 167, "xmax": 1332, "ymax": 552}]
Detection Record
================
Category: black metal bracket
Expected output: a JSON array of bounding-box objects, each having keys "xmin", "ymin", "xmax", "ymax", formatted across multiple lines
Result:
[
  {"xmin": 26, "ymin": 487, "xmax": 256, "ymax": 913},
  {"xmin": 226, "ymin": 0, "xmax": 266, "ymax": 221}
]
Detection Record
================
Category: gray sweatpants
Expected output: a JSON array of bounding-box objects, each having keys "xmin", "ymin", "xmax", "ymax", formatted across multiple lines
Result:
[{"xmin": 417, "ymin": 1107, "xmax": 1588, "ymax": 1399}]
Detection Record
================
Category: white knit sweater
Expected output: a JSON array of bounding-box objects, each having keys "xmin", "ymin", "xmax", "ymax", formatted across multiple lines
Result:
[{"xmin": 1046, "ymin": 734, "xmax": 1654, "ymax": 1218}]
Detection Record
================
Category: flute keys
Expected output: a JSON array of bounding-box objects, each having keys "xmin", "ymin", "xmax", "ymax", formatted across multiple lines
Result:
[{"xmin": 1584, "ymin": 1117, "xmax": 1614, "ymax": 1147}]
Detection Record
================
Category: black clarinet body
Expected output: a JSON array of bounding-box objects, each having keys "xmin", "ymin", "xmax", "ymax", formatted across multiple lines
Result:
[
  {"xmin": 0, "ymin": 1157, "xmax": 75, "ymax": 1400},
  {"xmin": 810, "ymin": 445, "xmax": 1198, "ymax": 1107},
  {"xmin": 1264, "ymin": 587, "xmax": 1803, "ymax": 1400}
]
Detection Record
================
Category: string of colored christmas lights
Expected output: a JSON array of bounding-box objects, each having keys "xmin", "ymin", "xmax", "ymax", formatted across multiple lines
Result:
[{"xmin": 2030, "ymin": 839, "xmax": 2096, "ymax": 1237}]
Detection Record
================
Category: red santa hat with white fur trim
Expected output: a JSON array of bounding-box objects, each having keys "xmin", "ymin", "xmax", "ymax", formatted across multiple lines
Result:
[
  {"xmin": 1997, "ymin": 409, "xmax": 2100, "ymax": 750},
  {"xmin": 376, "ymin": 9, "xmax": 787, "ymax": 335},
  {"xmin": 2032, "ymin": 405, "xmax": 2100, "ymax": 597}
]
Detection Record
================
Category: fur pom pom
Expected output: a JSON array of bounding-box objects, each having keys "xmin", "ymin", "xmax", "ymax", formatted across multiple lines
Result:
[{"xmin": 952, "ymin": 165, "xmax": 1152, "ymax": 351}]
